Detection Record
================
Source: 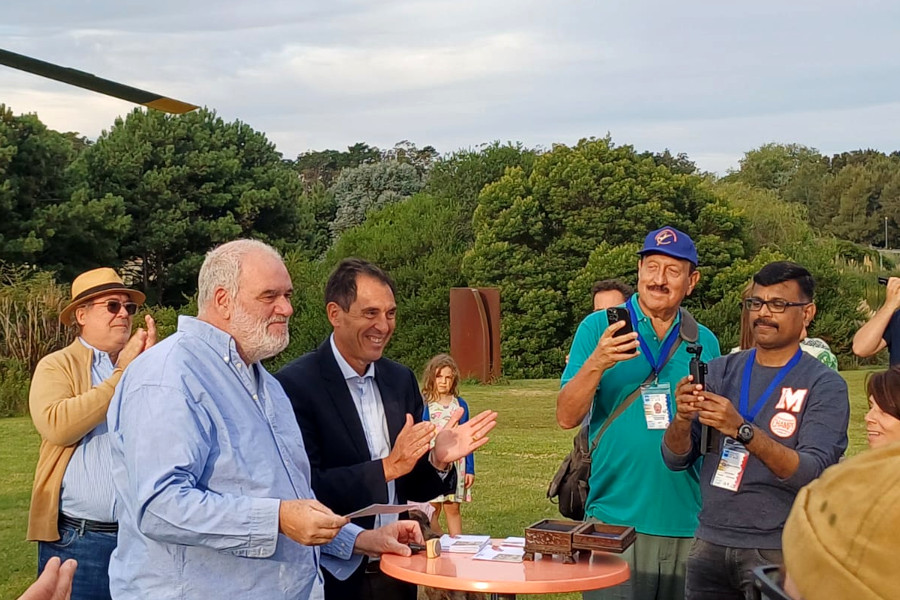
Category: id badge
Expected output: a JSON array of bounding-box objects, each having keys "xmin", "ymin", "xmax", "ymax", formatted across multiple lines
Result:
[
  {"xmin": 711, "ymin": 437, "xmax": 749, "ymax": 492},
  {"xmin": 640, "ymin": 382, "xmax": 671, "ymax": 430}
]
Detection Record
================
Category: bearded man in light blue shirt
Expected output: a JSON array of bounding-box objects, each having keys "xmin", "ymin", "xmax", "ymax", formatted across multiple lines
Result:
[{"xmin": 107, "ymin": 239, "xmax": 424, "ymax": 600}]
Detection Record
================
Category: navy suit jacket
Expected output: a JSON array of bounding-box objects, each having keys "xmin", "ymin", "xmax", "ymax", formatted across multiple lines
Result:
[{"xmin": 274, "ymin": 340, "xmax": 452, "ymax": 529}]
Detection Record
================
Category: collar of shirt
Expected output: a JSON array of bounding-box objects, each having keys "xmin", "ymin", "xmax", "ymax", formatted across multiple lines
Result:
[
  {"xmin": 177, "ymin": 316, "xmax": 256, "ymax": 392},
  {"xmin": 328, "ymin": 334, "xmax": 376, "ymax": 383},
  {"xmin": 79, "ymin": 337, "xmax": 115, "ymax": 371},
  {"xmin": 78, "ymin": 337, "xmax": 115, "ymax": 383}
]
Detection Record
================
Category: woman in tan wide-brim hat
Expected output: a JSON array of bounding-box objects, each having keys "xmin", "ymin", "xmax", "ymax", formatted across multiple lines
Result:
[{"xmin": 59, "ymin": 268, "xmax": 146, "ymax": 326}]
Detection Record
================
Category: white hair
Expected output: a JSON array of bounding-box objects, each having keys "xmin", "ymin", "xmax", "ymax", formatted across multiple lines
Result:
[{"xmin": 197, "ymin": 239, "xmax": 283, "ymax": 315}]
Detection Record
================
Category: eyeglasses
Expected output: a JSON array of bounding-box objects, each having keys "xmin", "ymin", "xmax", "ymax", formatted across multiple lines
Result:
[
  {"xmin": 86, "ymin": 300, "xmax": 139, "ymax": 315},
  {"xmin": 751, "ymin": 564, "xmax": 792, "ymax": 600},
  {"xmin": 742, "ymin": 298, "xmax": 810, "ymax": 313}
]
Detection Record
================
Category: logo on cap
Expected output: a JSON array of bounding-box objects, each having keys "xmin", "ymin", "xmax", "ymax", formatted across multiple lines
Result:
[{"xmin": 655, "ymin": 228, "xmax": 678, "ymax": 246}]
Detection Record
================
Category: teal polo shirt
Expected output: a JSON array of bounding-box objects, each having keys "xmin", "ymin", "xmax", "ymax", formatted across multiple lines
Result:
[{"xmin": 561, "ymin": 295, "xmax": 720, "ymax": 537}]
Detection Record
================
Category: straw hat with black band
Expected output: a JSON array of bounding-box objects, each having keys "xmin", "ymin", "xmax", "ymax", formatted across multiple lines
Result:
[{"xmin": 59, "ymin": 268, "xmax": 146, "ymax": 326}]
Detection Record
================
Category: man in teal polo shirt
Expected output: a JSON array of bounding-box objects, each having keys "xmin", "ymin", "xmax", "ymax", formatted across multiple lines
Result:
[{"xmin": 558, "ymin": 226, "xmax": 720, "ymax": 600}]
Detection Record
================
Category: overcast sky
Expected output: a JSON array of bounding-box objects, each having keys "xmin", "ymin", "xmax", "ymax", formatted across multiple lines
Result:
[{"xmin": 3, "ymin": 0, "xmax": 899, "ymax": 173}]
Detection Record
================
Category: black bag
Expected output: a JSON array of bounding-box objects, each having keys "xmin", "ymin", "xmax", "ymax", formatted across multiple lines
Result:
[
  {"xmin": 547, "ymin": 424, "xmax": 592, "ymax": 520},
  {"xmin": 547, "ymin": 308, "xmax": 699, "ymax": 520}
]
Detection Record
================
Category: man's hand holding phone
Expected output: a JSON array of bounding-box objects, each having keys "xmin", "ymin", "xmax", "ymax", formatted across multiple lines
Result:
[
  {"xmin": 588, "ymin": 307, "xmax": 640, "ymax": 370},
  {"xmin": 879, "ymin": 276, "xmax": 900, "ymax": 312}
]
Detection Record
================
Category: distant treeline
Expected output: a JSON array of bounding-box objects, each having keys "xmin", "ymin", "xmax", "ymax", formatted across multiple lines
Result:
[{"xmin": 0, "ymin": 104, "xmax": 894, "ymax": 405}]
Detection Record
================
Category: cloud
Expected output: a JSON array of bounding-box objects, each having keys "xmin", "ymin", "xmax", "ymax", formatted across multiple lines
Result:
[
  {"xmin": 2, "ymin": 0, "xmax": 899, "ymax": 174},
  {"xmin": 263, "ymin": 33, "xmax": 546, "ymax": 95}
]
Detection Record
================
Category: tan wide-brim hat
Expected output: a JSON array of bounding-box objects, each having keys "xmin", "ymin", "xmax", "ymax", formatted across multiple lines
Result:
[
  {"xmin": 59, "ymin": 267, "xmax": 146, "ymax": 326},
  {"xmin": 783, "ymin": 441, "xmax": 900, "ymax": 600}
]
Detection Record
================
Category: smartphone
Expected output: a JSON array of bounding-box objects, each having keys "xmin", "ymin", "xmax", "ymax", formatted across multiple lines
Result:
[
  {"xmin": 879, "ymin": 276, "xmax": 889, "ymax": 285},
  {"xmin": 606, "ymin": 307, "xmax": 636, "ymax": 353}
]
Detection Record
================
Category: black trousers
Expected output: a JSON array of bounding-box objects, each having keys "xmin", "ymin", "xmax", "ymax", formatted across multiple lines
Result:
[{"xmin": 324, "ymin": 559, "xmax": 416, "ymax": 600}]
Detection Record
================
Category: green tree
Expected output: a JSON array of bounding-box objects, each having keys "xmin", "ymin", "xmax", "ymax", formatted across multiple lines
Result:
[
  {"xmin": 0, "ymin": 106, "xmax": 80, "ymax": 264},
  {"xmin": 381, "ymin": 140, "xmax": 439, "ymax": 175},
  {"xmin": 329, "ymin": 160, "xmax": 424, "ymax": 240},
  {"xmin": 713, "ymin": 181, "xmax": 814, "ymax": 252},
  {"xmin": 293, "ymin": 142, "xmax": 380, "ymax": 189},
  {"xmin": 427, "ymin": 142, "xmax": 538, "ymax": 215},
  {"xmin": 567, "ymin": 242, "xmax": 640, "ymax": 318},
  {"xmin": 780, "ymin": 160, "xmax": 831, "ymax": 229},
  {"xmin": 297, "ymin": 182, "xmax": 338, "ymax": 258},
  {"xmin": 75, "ymin": 108, "xmax": 304, "ymax": 304},
  {"xmin": 826, "ymin": 155, "xmax": 900, "ymax": 246},
  {"xmin": 463, "ymin": 136, "xmax": 749, "ymax": 377},
  {"xmin": 828, "ymin": 149, "xmax": 886, "ymax": 173},
  {"xmin": 726, "ymin": 143, "xmax": 826, "ymax": 195},
  {"xmin": 270, "ymin": 252, "xmax": 333, "ymax": 373},
  {"xmin": 639, "ymin": 149, "xmax": 697, "ymax": 175}
]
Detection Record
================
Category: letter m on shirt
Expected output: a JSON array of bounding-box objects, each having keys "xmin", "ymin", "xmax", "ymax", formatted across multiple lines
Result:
[{"xmin": 775, "ymin": 388, "xmax": 808, "ymax": 413}]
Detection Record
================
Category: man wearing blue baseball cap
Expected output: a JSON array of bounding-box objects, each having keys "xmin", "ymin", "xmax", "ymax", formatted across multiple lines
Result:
[{"xmin": 558, "ymin": 226, "xmax": 721, "ymax": 600}]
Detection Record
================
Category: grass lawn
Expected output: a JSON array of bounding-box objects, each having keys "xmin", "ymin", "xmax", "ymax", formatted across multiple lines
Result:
[{"xmin": 0, "ymin": 372, "xmax": 873, "ymax": 598}]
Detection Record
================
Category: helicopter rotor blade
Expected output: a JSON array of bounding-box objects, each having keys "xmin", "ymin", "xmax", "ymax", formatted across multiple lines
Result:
[{"xmin": 0, "ymin": 48, "xmax": 199, "ymax": 114}]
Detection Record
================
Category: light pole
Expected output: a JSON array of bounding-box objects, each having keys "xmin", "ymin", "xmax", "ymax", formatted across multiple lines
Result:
[{"xmin": 886, "ymin": 216, "xmax": 890, "ymax": 250}]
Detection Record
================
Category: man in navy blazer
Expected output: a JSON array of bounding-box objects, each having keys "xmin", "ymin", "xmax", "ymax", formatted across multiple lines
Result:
[{"xmin": 276, "ymin": 258, "xmax": 496, "ymax": 600}]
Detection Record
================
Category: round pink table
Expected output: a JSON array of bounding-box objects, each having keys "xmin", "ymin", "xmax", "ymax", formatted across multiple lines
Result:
[{"xmin": 381, "ymin": 542, "xmax": 630, "ymax": 600}]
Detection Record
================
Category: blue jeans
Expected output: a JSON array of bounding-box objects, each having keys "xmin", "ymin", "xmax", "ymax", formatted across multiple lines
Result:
[
  {"xmin": 38, "ymin": 522, "xmax": 116, "ymax": 600},
  {"xmin": 685, "ymin": 538, "xmax": 783, "ymax": 600}
]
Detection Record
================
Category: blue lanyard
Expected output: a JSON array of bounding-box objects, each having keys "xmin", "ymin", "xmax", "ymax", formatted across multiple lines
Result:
[
  {"xmin": 739, "ymin": 348, "xmax": 803, "ymax": 421},
  {"xmin": 627, "ymin": 297, "xmax": 681, "ymax": 377}
]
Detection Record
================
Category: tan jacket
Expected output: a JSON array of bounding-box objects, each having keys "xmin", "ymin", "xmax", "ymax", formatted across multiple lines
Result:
[{"xmin": 27, "ymin": 340, "xmax": 123, "ymax": 541}]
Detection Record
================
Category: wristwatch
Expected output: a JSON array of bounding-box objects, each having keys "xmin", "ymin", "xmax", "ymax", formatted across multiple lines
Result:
[{"xmin": 736, "ymin": 421, "xmax": 755, "ymax": 445}]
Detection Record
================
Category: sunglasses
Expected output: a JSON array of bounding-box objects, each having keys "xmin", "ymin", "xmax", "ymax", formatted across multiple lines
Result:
[
  {"xmin": 751, "ymin": 564, "xmax": 792, "ymax": 600},
  {"xmin": 86, "ymin": 300, "xmax": 139, "ymax": 316}
]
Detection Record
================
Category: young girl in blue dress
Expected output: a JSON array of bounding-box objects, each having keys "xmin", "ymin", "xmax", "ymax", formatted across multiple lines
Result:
[{"xmin": 421, "ymin": 353, "xmax": 474, "ymax": 536}]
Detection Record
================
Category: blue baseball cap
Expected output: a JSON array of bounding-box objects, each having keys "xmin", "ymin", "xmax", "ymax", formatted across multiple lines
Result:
[{"xmin": 637, "ymin": 226, "xmax": 698, "ymax": 266}]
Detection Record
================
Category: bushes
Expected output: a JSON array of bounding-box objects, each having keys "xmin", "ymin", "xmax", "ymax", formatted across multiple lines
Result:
[
  {"xmin": 0, "ymin": 265, "xmax": 71, "ymax": 372},
  {"xmin": 0, "ymin": 358, "xmax": 30, "ymax": 417},
  {"xmin": 0, "ymin": 265, "xmax": 73, "ymax": 417}
]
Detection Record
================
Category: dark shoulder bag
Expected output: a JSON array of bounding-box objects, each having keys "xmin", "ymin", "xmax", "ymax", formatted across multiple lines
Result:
[{"xmin": 547, "ymin": 308, "xmax": 699, "ymax": 520}]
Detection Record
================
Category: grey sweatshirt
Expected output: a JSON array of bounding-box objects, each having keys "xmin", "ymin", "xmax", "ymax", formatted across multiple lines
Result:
[{"xmin": 662, "ymin": 349, "xmax": 849, "ymax": 549}]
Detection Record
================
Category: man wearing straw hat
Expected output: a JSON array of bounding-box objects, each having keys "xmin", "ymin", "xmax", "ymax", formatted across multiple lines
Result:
[{"xmin": 27, "ymin": 267, "xmax": 155, "ymax": 600}]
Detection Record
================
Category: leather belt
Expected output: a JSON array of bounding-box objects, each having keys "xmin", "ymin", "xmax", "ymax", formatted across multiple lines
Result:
[{"xmin": 59, "ymin": 513, "xmax": 118, "ymax": 534}]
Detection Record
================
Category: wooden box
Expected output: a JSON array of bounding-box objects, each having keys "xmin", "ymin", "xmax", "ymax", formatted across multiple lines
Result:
[
  {"xmin": 572, "ymin": 523, "xmax": 636, "ymax": 554},
  {"xmin": 524, "ymin": 519, "xmax": 590, "ymax": 564}
]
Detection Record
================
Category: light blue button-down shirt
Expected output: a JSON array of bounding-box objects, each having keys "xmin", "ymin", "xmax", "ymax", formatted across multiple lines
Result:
[
  {"xmin": 59, "ymin": 338, "xmax": 117, "ymax": 522},
  {"xmin": 107, "ymin": 316, "xmax": 363, "ymax": 600}
]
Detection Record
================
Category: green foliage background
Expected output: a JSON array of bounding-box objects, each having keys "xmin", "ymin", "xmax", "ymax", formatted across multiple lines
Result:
[{"xmin": 0, "ymin": 106, "xmax": 896, "ymax": 398}]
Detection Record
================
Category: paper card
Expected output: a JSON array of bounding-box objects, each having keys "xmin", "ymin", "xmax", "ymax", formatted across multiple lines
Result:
[
  {"xmin": 439, "ymin": 534, "xmax": 491, "ymax": 553},
  {"xmin": 641, "ymin": 383, "xmax": 672, "ymax": 430},
  {"xmin": 343, "ymin": 503, "xmax": 412, "ymax": 519},
  {"xmin": 473, "ymin": 544, "xmax": 525, "ymax": 563},
  {"xmin": 711, "ymin": 437, "xmax": 749, "ymax": 492}
]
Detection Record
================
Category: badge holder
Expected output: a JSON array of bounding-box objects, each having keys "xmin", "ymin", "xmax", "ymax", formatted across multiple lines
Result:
[
  {"xmin": 711, "ymin": 437, "xmax": 749, "ymax": 492},
  {"xmin": 641, "ymin": 381, "xmax": 672, "ymax": 430}
]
